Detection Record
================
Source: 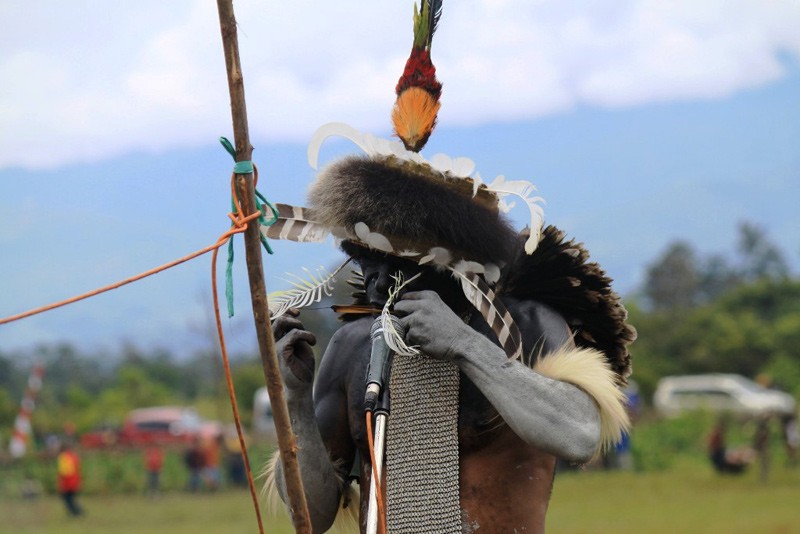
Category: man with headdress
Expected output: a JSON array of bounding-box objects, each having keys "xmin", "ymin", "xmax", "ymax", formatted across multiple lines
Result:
[{"xmin": 263, "ymin": 3, "xmax": 635, "ymax": 532}]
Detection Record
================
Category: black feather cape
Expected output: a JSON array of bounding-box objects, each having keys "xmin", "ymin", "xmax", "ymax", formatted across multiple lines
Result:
[{"xmin": 339, "ymin": 225, "xmax": 635, "ymax": 384}]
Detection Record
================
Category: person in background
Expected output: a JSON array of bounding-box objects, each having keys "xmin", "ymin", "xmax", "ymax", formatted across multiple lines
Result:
[
  {"xmin": 780, "ymin": 413, "xmax": 798, "ymax": 467},
  {"xmin": 224, "ymin": 432, "xmax": 247, "ymax": 488},
  {"xmin": 184, "ymin": 438, "xmax": 204, "ymax": 492},
  {"xmin": 753, "ymin": 415, "xmax": 771, "ymax": 482},
  {"xmin": 604, "ymin": 380, "xmax": 641, "ymax": 470},
  {"xmin": 708, "ymin": 418, "xmax": 752, "ymax": 474},
  {"xmin": 201, "ymin": 435, "xmax": 222, "ymax": 491},
  {"xmin": 144, "ymin": 445, "xmax": 164, "ymax": 497},
  {"xmin": 56, "ymin": 442, "xmax": 83, "ymax": 517}
]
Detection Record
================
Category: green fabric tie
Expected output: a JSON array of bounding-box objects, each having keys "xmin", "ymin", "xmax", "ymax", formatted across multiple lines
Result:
[
  {"xmin": 219, "ymin": 137, "xmax": 279, "ymax": 317},
  {"xmin": 219, "ymin": 136, "xmax": 254, "ymax": 174}
]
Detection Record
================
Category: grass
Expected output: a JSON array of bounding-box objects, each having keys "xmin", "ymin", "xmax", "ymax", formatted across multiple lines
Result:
[
  {"xmin": 548, "ymin": 458, "xmax": 800, "ymax": 534},
  {"xmin": 3, "ymin": 459, "xmax": 798, "ymax": 533},
  {"xmin": 2, "ymin": 489, "xmax": 294, "ymax": 534}
]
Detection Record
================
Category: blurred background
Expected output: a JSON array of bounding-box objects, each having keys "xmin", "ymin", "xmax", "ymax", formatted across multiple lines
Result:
[{"xmin": 1, "ymin": 1, "xmax": 799, "ymax": 532}]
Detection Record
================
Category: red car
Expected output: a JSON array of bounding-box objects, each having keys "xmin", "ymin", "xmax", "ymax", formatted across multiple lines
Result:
[{"xmin": 81, "ymin": 407, "xmax": 222, "ymax": 448}]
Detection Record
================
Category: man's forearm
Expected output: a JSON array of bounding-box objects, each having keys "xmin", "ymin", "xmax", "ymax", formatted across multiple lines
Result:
[
  {"xmin": 453, "ymin": 334, "xmax": 602, "ymax": 463},
  {"xmin": 274, "ymin": 391, "xmax": 343, "ymax": 533}
]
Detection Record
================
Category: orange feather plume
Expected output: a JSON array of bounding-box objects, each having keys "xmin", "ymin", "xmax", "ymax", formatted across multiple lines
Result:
[{"xmin": 392, "ymin": 86, "xmax": 440, "ymax": 152}]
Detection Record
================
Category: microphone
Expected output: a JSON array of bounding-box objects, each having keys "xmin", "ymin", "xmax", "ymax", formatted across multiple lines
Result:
[{"xmin": 364, "ymin": 316, "xmax": 399, "ymax": 412}]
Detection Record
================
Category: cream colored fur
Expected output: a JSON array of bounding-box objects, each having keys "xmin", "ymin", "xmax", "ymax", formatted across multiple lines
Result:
[
  {"xmin": 533, "ymin": 344, "xmax": 630, "ymax": 455},
  {"xmin": 261, "ymin": 450, "xmax": 360, "ymax": 533}
]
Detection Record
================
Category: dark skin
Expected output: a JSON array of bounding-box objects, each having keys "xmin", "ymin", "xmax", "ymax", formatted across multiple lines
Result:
[{"xmin": 273, "ymin": 249, "xmax": 594, "ymax": 533}]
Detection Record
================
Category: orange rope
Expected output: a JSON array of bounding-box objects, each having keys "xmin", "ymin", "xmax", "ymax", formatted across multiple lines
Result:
[
  {"xmin": 0, "ymin": 170, "xmax": 269, "ymax": 534},
  {"xmin": 209, "ymin": 172, "xmax": 265, "ymax": 534},
  {"xmin": 366, "ymin": 410, "xmax": 387, "ymax": 534},
  {"xmin": 211, "ymin": 232, "xmax": 265, "ymax": 534},
  {"xmin": 0, "ymin": 212, "xmax": 259, "ymax": 327}
]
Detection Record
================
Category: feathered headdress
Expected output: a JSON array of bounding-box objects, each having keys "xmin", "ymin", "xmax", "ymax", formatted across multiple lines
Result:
[
  {"xmin": 264, "ymin": 1, "xmax": 546, "ymax": 362},
  {"xmin": 392, "ymin": 0, "xmax": 443, "ymax": 152}
]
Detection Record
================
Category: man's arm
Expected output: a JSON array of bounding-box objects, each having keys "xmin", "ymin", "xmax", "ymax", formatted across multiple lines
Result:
[
  {"xmin": 395, "ymin": 291, "xmax": 605, "ymax": 463},
  {"xmin": 270, "ymin": 311, "xmax": 350, "ymax": 533}
]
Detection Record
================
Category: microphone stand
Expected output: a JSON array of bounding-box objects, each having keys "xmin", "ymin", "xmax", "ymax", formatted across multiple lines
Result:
[{"xmin": 366, "ymin": 374, "xmax": 391, "ymax": 534}]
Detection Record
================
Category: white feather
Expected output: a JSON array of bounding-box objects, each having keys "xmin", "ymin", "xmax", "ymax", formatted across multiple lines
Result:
[
  {"xmin": 308, "ymin": 122, "xmax": 422, "ymax": 171},
  {"xmin": 452, "ymin": 260, "xmax": 485, "ymax": 275},
  {"xmin": 471, "ymin": 172, "xmax": 483, "ymax": 197},
  {"xmin": 381, "ymin": 273, "xmax": 422, "ymax": 356},
  {"xmin": 450, "ymin": 157, "xmax": 476, "ymax": 178},
  {"xmin": 419, "ymin": 246, "xmax": 452, "ymax": 266},
  {"xmin": 486, "ymin": 175, "xmax": 546, "ymax": 254},
  {"xmin": 353, "ymin": 222, "xmax": 394, "ymax": 253},
  {"xmin": 354, "ymin": 222, "xmax": 371, "ymax": 242},
  {"xmin": 268, "ymin": 260, "xmax": 350, "ymax": 319},
  {"xmin": 366, "ymin": 232, "xmax": 394, "ymax": 253},
  {"xmin": 484, "ymin": 263, "xmax": 501, "ymax": 285}
]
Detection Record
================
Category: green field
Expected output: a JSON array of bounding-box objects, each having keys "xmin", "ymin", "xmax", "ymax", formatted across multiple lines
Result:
[{"xmin": 3, "ymin": 460, "xmax": 798, "ymax": 533}]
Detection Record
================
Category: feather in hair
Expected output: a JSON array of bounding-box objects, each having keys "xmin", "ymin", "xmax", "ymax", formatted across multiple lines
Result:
[
  {"xmin": 427, "ymin": 0, "xmax": 443, "ymax": 48},
  {"xmin": 262, "ymin": 203, "xmax": 330, "ymax": 243},
  {"xmin": 381, "ymin": 273, "xmax": 422, "ymax": 356},
  {"xmin": 450, "ymin": 269, "xmax": 523, "ymax": 361},
  {"xmin": 268, "ymin": 260, "xmax": 350, "ymax": 319},
  {"xmin": 413, "ymin": 0, "xmax": 443, "ymax": 50},
  {"xmin": 486, "ymin": 175, "xmax": 545, "ymax": 254}
]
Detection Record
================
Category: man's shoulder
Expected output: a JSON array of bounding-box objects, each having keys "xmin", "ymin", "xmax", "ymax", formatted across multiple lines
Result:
[
  {"xmin": 502, "ymin": 296, "xmax": 566, "ymax": 329},
  {"xmin": 500, "ymin": 296, "xmax": 572, "ymax": 357}
]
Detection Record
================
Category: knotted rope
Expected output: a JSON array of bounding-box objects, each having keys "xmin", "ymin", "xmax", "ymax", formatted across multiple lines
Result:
[{"xmin": 1, "ymin": 144, "xmax": 280, "ymax": 534}]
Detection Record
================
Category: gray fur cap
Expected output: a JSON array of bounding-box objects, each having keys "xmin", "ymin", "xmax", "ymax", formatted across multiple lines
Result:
[{"xmin": 307, "ymin": 155, "xmax": 521, "ymax": 266}]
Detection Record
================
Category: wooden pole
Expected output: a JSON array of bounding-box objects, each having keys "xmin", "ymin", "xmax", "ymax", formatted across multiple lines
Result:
[{"xmin": 215, "ymin": 2, "xmax": 312, "ymax": 533}]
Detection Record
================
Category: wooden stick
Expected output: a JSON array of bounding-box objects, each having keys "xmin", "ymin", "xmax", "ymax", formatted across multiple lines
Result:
[{"xmin": 215, "ymin": 2, "xmax": 312, "ymax": 533}]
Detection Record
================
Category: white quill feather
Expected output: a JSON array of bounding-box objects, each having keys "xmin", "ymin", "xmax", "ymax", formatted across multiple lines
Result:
[
  {"xmin": 486, "ymin": 175, "xmax": 545, "ymax": 254},
  {"xmin": 268, "ymin": 260, "xmax": 350, "ymax": 319},
  {"xmin": 380, "ymin": 273, "xmax": 422, "ymax": 356}
]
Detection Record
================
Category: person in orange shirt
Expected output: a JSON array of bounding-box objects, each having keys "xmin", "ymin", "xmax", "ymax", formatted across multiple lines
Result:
[
  {"xmin": 201, "ymin": 436, "xmax": 222, "ymax": 491},
  {"xmin": 144, "ymin": 446, "xmax": 165, "ymax": 497},
  {"xmin": 57, "ymin": 443, "xmax": 83, "ymax": 516}
]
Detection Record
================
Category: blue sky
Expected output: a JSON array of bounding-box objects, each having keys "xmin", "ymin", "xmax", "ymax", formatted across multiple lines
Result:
[{"xmin": 1, "ymin": 1, "xmax": 799, "ymax": 357}]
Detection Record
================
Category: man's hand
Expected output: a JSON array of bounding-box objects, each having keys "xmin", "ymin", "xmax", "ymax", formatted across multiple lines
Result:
[
  {"xmin": 272, "ymin": 309, "xmax": 317, "ymax": 392},
  {"xmin": 395, "ymin": 290, "xmax": 475, "ymax": 361}
]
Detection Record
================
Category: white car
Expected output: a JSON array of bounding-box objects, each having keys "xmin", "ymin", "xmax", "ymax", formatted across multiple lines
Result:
[
  {"xmin": 653, "ymin": 374, "xmax": 796, "ymax": 417},
  {"xmin": 252, "ymin": 387, "xmax": 276, "ymax": 438}
]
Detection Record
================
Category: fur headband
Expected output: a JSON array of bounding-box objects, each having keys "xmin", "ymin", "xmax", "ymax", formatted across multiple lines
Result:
[{"xmin": 308, "ymin": 155, "xmax": 521, "ymax": 268}]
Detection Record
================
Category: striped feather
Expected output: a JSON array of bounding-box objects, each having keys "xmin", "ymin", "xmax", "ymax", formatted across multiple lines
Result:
[
  {"xmin": 451, "ymin": 270, "xmax": 523, "ymax": 361},
  {"xmin": 268, "ymin": 260, "xmax": 350, "ymax": 319},
  {"xmin": 262, "ymin": 203, "xmax": 330, "ymax": 243}
]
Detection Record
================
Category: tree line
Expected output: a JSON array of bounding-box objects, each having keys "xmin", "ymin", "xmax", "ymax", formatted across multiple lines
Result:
[
  {"xmin": 629, "ymin": 221, "xmax": 799, "ymax": 399},
  {"xmin": 0, "ymin": 221, "xmax": 797, "ymax": 442},
  {"xmin": 0, "ymin": 344, "xmax": 266, "ymax": 442}
]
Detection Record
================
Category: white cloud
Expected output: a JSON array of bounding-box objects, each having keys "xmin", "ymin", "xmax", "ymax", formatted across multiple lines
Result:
[{"xmin": 1, "ymin": 0, "xmax": 799, "ymax": 169}]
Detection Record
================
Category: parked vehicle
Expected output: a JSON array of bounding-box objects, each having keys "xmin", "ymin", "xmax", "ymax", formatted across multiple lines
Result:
[
  {"xmin": 253, "ymin": 387, "xmax": 275, "ymax": 439},
  {"xmin": 654, "ymin": 374, "xmax": 796, "ymax": 417},
  {"xmin": 119, "ymin": 406, "xmax": 222, "ymax": 446},
  {"xmin": 79, "ymin": 422, "xmax": 120, "ymax": 448},
  {"xmin": 81, "ymin": 406, "xmax": 222, "ymax": 448}
]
